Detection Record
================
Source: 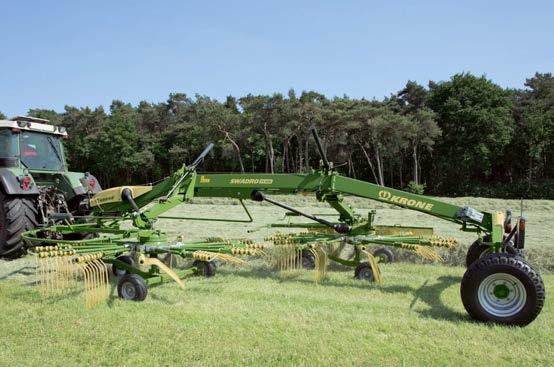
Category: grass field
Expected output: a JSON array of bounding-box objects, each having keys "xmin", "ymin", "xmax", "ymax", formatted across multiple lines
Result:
[{"xmin": 0, "ymin": 197, "xmax": 552, "ymax": 366}]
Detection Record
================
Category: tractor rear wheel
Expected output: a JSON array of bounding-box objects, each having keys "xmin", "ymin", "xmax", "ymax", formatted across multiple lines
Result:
[
  {"xmin": 461, "ymin": 253, "xmax": 545, "ymax": 326},
  {"xmin": 117, "ymin": 274, "xmax": 148, "ymax": 301},
  {"xmin": 0, "ymin": 191, "xmax": 39, "ymax": 259}
]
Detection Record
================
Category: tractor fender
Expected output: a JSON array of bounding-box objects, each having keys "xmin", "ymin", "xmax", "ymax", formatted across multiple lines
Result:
[
  {"xmin": 59, "ymin": 171, "xmax": 102, "ymax": 199},
  {"xmin": 80, "ymin": 173, "xmax": 102, "ymax": 194},
  {"xmin": 0, "ymin": 168, "xmax": 40, "ymax": 195}
]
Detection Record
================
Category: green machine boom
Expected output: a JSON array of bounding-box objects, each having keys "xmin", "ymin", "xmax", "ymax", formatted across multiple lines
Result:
[{"xmin": 23, "ymin": 129, "xmax": 545, "ymax": 326}]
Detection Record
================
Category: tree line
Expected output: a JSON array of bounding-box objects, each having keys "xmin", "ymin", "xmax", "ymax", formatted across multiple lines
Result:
[{"xmin": 2, "ymin": 72, "xmax": 553, "ymax": 198}]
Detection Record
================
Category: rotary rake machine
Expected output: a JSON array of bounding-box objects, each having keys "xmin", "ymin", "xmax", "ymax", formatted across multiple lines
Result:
[{"xmin": 22, "ymin": 129, "xmax": 545, "ymax": 326}]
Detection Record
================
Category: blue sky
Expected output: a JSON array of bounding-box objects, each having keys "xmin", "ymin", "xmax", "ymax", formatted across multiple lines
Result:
[{"xmin": 1, "ymin": 0, "xmax": 552, "ymax": 117}]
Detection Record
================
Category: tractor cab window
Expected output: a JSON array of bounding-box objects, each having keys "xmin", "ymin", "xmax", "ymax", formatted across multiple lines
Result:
[
  {"xmin": 19, "ymin": 131, "xmax": 65, "ymax": 171},
  {"xmin": 0, "ymin": 130, "xmax": 19, "ymax": 167},
  {"xmin": 0, "ymin": 130, "xmax": 18, "ymax": 157}
]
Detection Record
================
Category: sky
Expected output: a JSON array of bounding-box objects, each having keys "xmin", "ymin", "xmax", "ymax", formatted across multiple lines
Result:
[{"xmin": 0, "ymin": 0, "xmax": 552, "ymax": 117}]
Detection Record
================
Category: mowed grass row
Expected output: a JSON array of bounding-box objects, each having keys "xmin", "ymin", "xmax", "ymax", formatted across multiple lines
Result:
[{"xmin": 0, "ymin": 263, "xmax": 553, "ymax": 366}]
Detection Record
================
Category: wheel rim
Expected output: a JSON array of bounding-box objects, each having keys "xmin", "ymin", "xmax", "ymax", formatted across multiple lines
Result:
[
  {"xmin": 121, "ymin": 282, "xmax": 136, "ymax": 299},
  {"xmin": 477, "ymin": 273, "xmax": 527, "ymax": 317},
  {"xmin": 359, "ymin": 267, "xmax": 373, "ymax": 281},
  {"xmin": 376, "ymin": 254, "xmax": 389, "ymax": 263}
]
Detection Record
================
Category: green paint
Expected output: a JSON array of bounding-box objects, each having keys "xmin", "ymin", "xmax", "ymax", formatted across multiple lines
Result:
[{"xmin": 493, "ymin": 284, "xmax": 510, "ymax": 299}]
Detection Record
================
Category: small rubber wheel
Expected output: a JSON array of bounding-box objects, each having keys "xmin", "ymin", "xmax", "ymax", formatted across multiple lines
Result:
[
  {"xmin": 117, "ymin": 274, "xmax": 148, "ymax": 301},
  {"xmin": 162, "ymin": 253, "xmax": 180, "ymax": 268},
  {"xmin": 300, "ymin": 249, "xmax": 316, "ymax": 270},
  {"xmin": 466, "ymin": 237, "xmax": 491, "ymax": 267},
  {"xmin": 112, "ymin": 255, "xmax": 135, "ymax": 277},
  {"xmin": 461, "ymin": 253, "xmax": 545, "ymax": 326},
  {"xmin": 372, "ymin": 247, "xmax": 394, "ymax": 263},
  {"xmin": 354, "ymin": 262, "xmax": 375, "ymax": 282},
  {"xmin": 193, "ymin": 260, "xmax": 217, "ymax": 277}
]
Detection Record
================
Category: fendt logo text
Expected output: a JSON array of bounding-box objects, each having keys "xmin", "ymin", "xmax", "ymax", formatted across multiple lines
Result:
[{"xmin": 378, "ymin": 190, "xmax": 434, "ymax": 211}]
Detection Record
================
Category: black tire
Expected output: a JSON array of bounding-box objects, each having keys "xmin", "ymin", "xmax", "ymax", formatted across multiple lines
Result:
[
  {"xmin": 461, "ymin": 253, "xmax": 545, "ymax": 326},
  {"xmin": 162, "ymin": 253, "xmax": 180, "ymax": 268},
  {"xmin": 0, "ymin": 191, "xmax": 39, "ymax": 259},
  {"xmin": 112, "ymin": 255, "xmax": 135, "ymax": 277},
  {"xmin": 301, "ymin": 249, "xmax": 316, "ymax": 270},
  {"xmin": 466, "ymin": 237, "xmax": 491, "ymax": 268},
  {"xmin": 373, "ymin": 247, "xmax": 395, "ymax": 263},
  {"xmin": 354, "ymin": 262, "xmax": 376, "ymax": 282},
  {"xmin": 117, "ymin": 274, "xmax": 148, "ymax": 301},
  {"xmin": 193, "ymin": 260, "xmax": 217, "ymax": 277}
]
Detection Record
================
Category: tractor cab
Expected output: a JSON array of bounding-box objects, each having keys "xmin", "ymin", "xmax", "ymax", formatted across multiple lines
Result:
[
  {"xmin": 0, "ymin": 116, "xmax": 67, "ymax": 172},
  {"xmin": 0, "ymin": 116, "xmax": 101, "ymax": 258}
]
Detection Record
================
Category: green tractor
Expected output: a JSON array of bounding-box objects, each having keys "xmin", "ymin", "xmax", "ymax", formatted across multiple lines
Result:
[{"xmin": 0, "ymin": 116, "xmax": 101, "ymax": 258}]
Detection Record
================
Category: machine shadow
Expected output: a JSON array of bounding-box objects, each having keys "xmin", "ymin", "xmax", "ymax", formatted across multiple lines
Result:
[
  {"xmin": 225, "ymin": 268, "xmax": 470, "ymax": 323},
  {"xmin": 0, "ymin": 265, "xmax": 35, "ymax": 280}
]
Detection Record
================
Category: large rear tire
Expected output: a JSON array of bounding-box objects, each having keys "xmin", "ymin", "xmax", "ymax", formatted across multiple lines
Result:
[
  {"xmin": 461, "ymin": 253, "xmax": 545, "ymax": 326},
  {"xmin": 0, "ymin": 191, "xmax": 39, "ymax": 259}
]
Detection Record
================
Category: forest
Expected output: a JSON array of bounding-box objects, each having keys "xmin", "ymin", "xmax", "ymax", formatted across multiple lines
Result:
[{"xmin": 2, "ymin": 72, "xmax": 553, "ymax": 198}]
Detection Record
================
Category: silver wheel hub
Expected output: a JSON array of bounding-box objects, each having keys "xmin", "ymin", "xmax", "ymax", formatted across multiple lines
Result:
[
  {"xmin": 477, "ymin": 273, "xmax": 526, "ymax": 317},
  {"xmin": 121, "ymin": 282, "xmax": 136, "ymax": 299},
  {"xmin": 360, "ymin": 268, "xmax": 373, "ymax": 280}
]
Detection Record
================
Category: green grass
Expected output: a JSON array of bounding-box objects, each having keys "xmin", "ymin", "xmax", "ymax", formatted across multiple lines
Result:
[{"xmin": 0, "ymin": 197, "xmax": 553, "ymax": 366}]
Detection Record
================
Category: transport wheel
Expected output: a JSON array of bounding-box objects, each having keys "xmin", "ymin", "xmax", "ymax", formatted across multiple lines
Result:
[
  {"xmin": 193, "ymin": 260, "xmax": 217, "ymax": 277},
  {"xmin": 466, "ymin": 236, "xmax": 491, "ymax": 267},
  {"xmin": 0, "ymin": 191, "xmax": 39, "ymax": 259},
  {"xmin": 117, "ymin": 274, "xmax": 148, "ymax": 301},
  {"xmin": 461, "ymin": 253, "xmax": 545, "ymax": 326},
  {"xmin": 354, "ymin": 262, "xmax": 375, "ymax": 282},
  {"xmin": 112, "ymin": 255, "xmax": 135, "ymax": 276},
  {"xmin": 301, "ymin": 249, "xmax": 316, "ymax": 270},
  {"xmin": 372, "ymin": 247, "xmax": 394, "ymax": 263}
]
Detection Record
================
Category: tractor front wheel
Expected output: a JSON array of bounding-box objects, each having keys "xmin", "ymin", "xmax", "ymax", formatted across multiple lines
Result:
[
  {"xmin": 461, "ymin": 253, "xmax": 545, "ymax": 326},
  {"xmin": 354, "ymin": 262, "xmax": 376, "ymax": 282},
  {"xmin": 117, "ymin": 274, "xmax": 148, "ymax": 301},
  {"xmin": 0, "ymin": 191, "xmax": 39, "ymax": 259}
]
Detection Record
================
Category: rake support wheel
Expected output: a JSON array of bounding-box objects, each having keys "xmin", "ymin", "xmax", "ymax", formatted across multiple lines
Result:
[
  {"xmin": 373, "ymin": 247, "xmax": 394, "ymax": 263},
  {"xmin": 354, "ymin": 262, "xmax": 375, "ymax": 282},
  {"xmin": 301, "ymin": 249, "xmax": 316, "ymax": 270},
  {"xmin": 112, "ymin": 255, "xmax": 136, "ymax": 277},
  {"xmin": 117, "ymin": 274, "xmax": 148, "ymax": 301},
  {"xmin": 461, "ymin": 253, "xmax": 545, "ymax": 326},
  {"xmin": 193, "ymin": 260, "xmax": 217, "ymax": 277}
]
